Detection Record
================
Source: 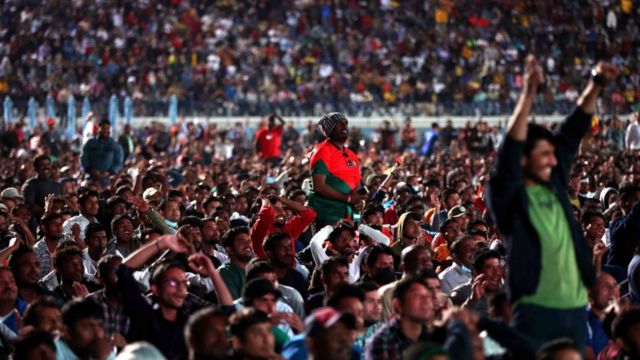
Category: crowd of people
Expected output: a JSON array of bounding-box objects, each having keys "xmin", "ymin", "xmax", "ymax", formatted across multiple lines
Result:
[
  {"xmin": 0, "ymin": 0, "xmax": 639, "ymax": 117},
  {"xmin": 0, "ymin": 53, "xmax": 638, "ymax": 360}
]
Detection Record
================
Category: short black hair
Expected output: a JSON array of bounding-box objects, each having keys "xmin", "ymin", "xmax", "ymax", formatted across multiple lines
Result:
[
  {"xmin": 328, "ymin": 225, "xmax": 355, "ymax": 245},
  {"xmin": 61, "ymin": 298, "xmax": 104, "ymax": 328},
  {"xmin": 13, "ymin": 332, "xmax": 55, "ymax": 360},
  {"xmin": 79, "ymin": 191, "xmax": 99, "ymax": 207},
  {"xmin": 246, "ymin": 260, "xmax": 275, "ymax": 282},
  {"xmin": 613, "ymin": 308, "xmax": 640, "ymax": 342},
  {"xmin": 97, "ymin": 254, "xmax": 122, "ymax": 280},
  {"xmin": 356, "ymin": 281, "xmax": 379, "ymax": 293},
  {"xmin": 392, "ymin": 275, "xmax": 428, "ymax": 302},
  {"xmin": 8, "ymin": 245, "xmax": 35, "ymax": 276},
  {"xmin": 441, "ymin": 188, "xmax": 458, "ymax": 203},
  {"xmin": 364, "ymin": 244, "xmax": 395, "ymax": 269},
  {"xmin": 33, "ymin": 154, "xmax": 51, "ymax": 169},
  {"xmin": 150, "ymin": 259, "xmax": 186, "ymax": 286},
  {"xmin": 362, "ymin": 204, "xmax": 384, "ymax": 222},
  {"xmin": 439, "ymin": 218, "xmax": 457, "ymax": 234},
  {"xmin": 40, "ymin": 212, "xmax": 62, "ymax": 227},
  {"xmin": 472, "ymin": 250, "xmax": 502, "ymax": 273},
  {"xmin": 178, "ymin": 216, "xmax": 204, "ymax": 229},
  {"xmin": 536, "ymin": 338, "xmax": 579, "ymax": 360},
  {"xmin": 110, "ymin": 214, "xmax": 133, "ymax": 235},
  {"xmin": 618, "ymin": 184, "xmax": 640, "ymax": 203},
  {"xmin": 580, "ymin": 210, "xmax": 605, "ymax": 226},
  {"xmin": 524, "ymin": 123, "xmax": 555, "ymax": 156},
  {"xmin": 85, "ymin": 223, "xmax": 107, "ymax": 242},
  {"xmin": 325, "ymin": 283, "xmax": 365, "ymax": 308},
  {"xmin": 320, "ymin": 256, "xmax": 349, "ymax": 280},
  {"xmin": 262, "ymin": 232, "xmax": 290, "ymax": 254},
  {"xmin": 222, "ymin": 226, "xmax": 250, "ymax": 249},
  {"xmin": 185, "ymin": 306, "xmax": 228, "ymax": 347},
  {"xmin": 229, "ymin": 308, "xmax": 270, "ymax": 341},
  {"xmin": 53, "ymin": 243, "xmax": 83, "ymax": 269},
  {"xmin": 23, "ymin": 296, "xmax": 60, "ymax": 327},
  {"xmin": 450, "ymin": 235, "xmax": 475, "ymax": 257}
]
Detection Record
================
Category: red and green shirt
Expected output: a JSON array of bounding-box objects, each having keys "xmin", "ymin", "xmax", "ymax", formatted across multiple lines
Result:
[{"xmin": 309, "ymin": 140, "xmax": 361, "ymax": 222}]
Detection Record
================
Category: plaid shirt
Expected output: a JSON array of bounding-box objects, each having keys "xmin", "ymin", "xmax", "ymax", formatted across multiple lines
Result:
[
  {"xmin": 33, "ymin": 235, "xmax": 73, "ymax": 279},
  {"xmin": 89, "ymin": 290, "xmax": 130, "ymax": 336},
  {"xmin": 364, "ymin": 318, "xmax": 429, "ymax": 360}
]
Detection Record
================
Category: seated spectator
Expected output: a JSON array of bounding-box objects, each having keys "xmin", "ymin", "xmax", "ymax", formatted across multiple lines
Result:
[
  {"xmin": 449, "ymin": 250, "xmax": 504, "ymax": 316},
  {"xmin": 438, "ymin": 236, "xmax": 477, "ymax": 295},
  {"xmin": 9, "ymin": 245, "xmax": 53, "ymax": 309},
  {"xmin": 185, "ymin": 307, "xmax": 230, "ymax": 360},
  {"xmin": 306, "ymin": 257, "xmax": 350, "ymax": 314},
  {"xmin": 219, "ymin": 226, "xmax": 253, "ymax": 300},
  {"xmin": 23, "ymin": 296, "xmax": 62, "ymax": 337},
  {"xmin": 13, "ymin": 331, "xmax": 56, "ymax": 360},
  {"xmin": 50, "ymin": 242, "xmax": 101, "ymax": 304},
  {"xmin": 229, "ymin": 308, "xmax": 280, "ymax": 360},
  {"xmin": 55, "ymin": 298, "xmax": 116, "ymax": 360}
]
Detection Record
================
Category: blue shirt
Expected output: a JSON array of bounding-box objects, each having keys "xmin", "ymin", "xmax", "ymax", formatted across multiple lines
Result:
[{"xmin": 586, "ymin": 308, "xmax": 609, "ymax": 356}]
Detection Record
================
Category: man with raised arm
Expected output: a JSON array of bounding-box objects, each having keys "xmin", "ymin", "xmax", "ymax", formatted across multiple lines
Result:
[{"xmin": 486, "ymin": 55, "xmax": 619, "ymax": 351}]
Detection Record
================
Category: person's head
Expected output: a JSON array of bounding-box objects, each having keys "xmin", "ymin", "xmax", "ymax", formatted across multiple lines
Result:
[
  {"xmin": 40, "ymin": 212, "xmax": 64, "ymax": 241},
  {"xmin": 0, "ymin": 267, "xmax": 17, "ymax": 306},
  {"xmin": 0, "ymin": 211, "xmax": 7, "ymax": 235},
  {"xmin": 34, "ymin": 155, "xmax": 52, "ymax": 179},
  {"xmin": 328, "ymin": 225, "xmax": 356, "ymax": 258},
  {"xmin": 263, "ymin": 232, "xmax": 293, "ymax": 269},
  {"xmin": 9, "ymin": 245, "xmax": 40, "ymax": 286},
  {"xmin": 160, "ymin": 199, "xmax": 181, "ymax": 222},
  {"xmin": 269, "ymin": 197, "xmax": 287, "ymax": 227},
  {"xmin": 357, "ymin": 282, "xmax": 382, "ymax": 326},
  {"xmin": 304, "ymin": 307, "xmax": 357, "ymax": 360},
  {"xmin": 581, "ymin": 210, "xmax": 606, "ymax": 242},
  {"xmin": 523, "ymin": 124, "xmax": 557, "ymax": 184},
  {"xmin": 440, "ymin": 219, "xmax": 462, "ymax": 244},
  {"xmin": 23, "ymin": 296, "xmax": 62, "ymax": 336},
  {"xmin": 451, "ymin": 235, "xmax": 477, "ymax": 268},
  {"xmin": 229, "ymin": 308, "xmax": 275, "ymax": 358},
  {"xmin": 13, "ymin": 332, "xmax": 56, "ymax": 360},
  {"xmin": 325, "ymin": 283, "xmax": 365, "ymax": 330},
  {"xmin": 243, "ymin": 278, "xmax": 281, "ymax": 316},
  {"xmin": 111, "ymin": 214, "xmax": 134, "ymax": 244},
  {"xmin": 401, "ymin": 212, "xmax": 423, "ymax": 246},
  {"xmin": 472, "ymin": 250, "xmax": 503, "ymax": 292},
  {"xmin": 362, "ymin": 205, "xmax": 384, "ymax": 227},
  {"xmin": 178, "ymin": 217, "xmax": 204, "ymax": 251},
  {"xmin": 419, "ymin": 269, "xmax": 444, "ymax": 311},
  {"xmin": 536, "ymin": 338, "xmax": 581, "ymax": 360},
  {"xmin": 106, "ymin": 196, "xmax": 128, "ymax": 216},
  {"xmin": 363, "ymin": 244, "xmax": 396, "ymax": 286},
  {"xmin": 61, "ymin": 299, "xmax": 106, "ymax": 359},
  {"xmin": 202, "ymin": 218, "xmax": 221, "ymax": 245},
  {"xmin": 96, "ymin": 254, "xmax": 123, "ymax": 289},
  {"xmin": 98, "ymin": 119, "xmax": 111, "ymax": 138},
  {"xmin": 150, "ymin": 261, "xmax": 188, "ymax": 310},
  {"xmin": 320, "ymin": 257, "xmax": 350, "ymax": 292},
  {"xmin": 401, "ymin": 245, "xmax": 433, "ymax": 274},
  {"xmin": 318, "ymin": 112, "xmax": 349, "ymax": 143},
  {"xmin": 618, "ymin": 185, "xmax": 640, "ymax": 214},
  {"xmin": 53, "ymin": 243, "xmax": 84, "ymax": 283},
  {"xmin": 393, "ymin": 276, "xmax": 434, "ymax": 323},
  {"xmin": 79, "ymin": 191, "xmax": 100, "ymax": 218},
  {"xmin": 613, "ymin": 308, "xmax": 640, "ymax": 357},
  {"xmin": 185, "ymin": 307, "xmax": 229, "ymax": 360},
  {"xmin": 589, "ymin": 272, "xmax": 619, "ymax": 312},
  {"xmin": 222, "ymin": 226, "xmax": 253, "ymax": 264},
  {"xmin": 85, "ymin": 223, "xmax": 108, "ymax": 260},
  {"xmin": 447, "ymin": 205, "xmax": 470, "ymax": 229},
  {"xmin": 442, "ymin": 189, "xmax": 460, "ymax": 211}
]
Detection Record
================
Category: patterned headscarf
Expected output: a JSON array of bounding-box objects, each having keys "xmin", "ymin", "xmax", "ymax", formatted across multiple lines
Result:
[{"xmin": 317, "ymin": 112, "xmax": 347, "ymax": 138}]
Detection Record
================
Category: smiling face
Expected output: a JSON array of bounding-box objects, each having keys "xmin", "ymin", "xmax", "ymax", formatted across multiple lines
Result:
[
  {"xmin": 154, "ymin": 267, "xmax": 188, "ymax": 310},
  {"xmin": 523, "ymin": 139, "xmax": 557, "ymax": 183}
]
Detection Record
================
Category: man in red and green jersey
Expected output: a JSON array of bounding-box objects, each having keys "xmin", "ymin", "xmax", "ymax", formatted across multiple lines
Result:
[{"xmin": 309, "ymin": 113, "xmax": 366, "ymax": 226}]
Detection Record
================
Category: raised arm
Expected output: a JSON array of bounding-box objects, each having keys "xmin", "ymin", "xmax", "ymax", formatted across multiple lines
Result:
[
  {"xmin": 506, "ymin": 55, "xmax": 543, "ymax": 141},
  {"xmin": 123, "ymin": 234, "xmax": 189, "ymax": 269}
]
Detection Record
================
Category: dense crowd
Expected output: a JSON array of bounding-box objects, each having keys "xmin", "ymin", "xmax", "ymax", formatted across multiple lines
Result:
[
  {"xmin": 0, "ymin": 54, "xmax": 638, "ymax": 360},
  {"xmin": 1, "ymin": 0, "xmax": 640, "ymax": 117}
]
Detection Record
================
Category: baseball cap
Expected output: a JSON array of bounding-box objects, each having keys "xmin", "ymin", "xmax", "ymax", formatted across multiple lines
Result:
[
  {"xmin": 447, "ymin": 205, "xmax": 468, "ymax": 219},
  {"xmin": 142, "ymin": 188, "xmax": 160, "ymax": 202},
  {"xmin": 46, "ymin": 118, "xmax": 55, "ymax": 125},
  {"xmin": 242, "ymin": 278, "xmax": 281, "ymax": 305},
  {"xmin": 1, "ymin": 187, "xmax": 23, "ymax": 201},
  {"xmin": 304, "ymin": 307, "xmax": 357, "ymax": 337}
]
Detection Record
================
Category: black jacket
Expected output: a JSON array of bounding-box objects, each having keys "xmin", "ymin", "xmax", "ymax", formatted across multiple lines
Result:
[{"xmin": 486, "ymin": 107, "xmax": 596, "ymax": 304}]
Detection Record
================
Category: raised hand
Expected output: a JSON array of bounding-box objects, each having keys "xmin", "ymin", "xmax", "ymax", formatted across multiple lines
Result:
[
  {"xmin": 188, "ymin": 253, "xmax": 216, "ymax": 276},
  {"xmin": 130, "ymin": 196, "xmax": 150, "ymax": 213},
  {"xmin": 523, "ymin": 55, "xmax": 544, "ymax": 92},
  {"xmin": 161, "ymin": 234, "xmax": 190, "ymax": 254},
  {"xmin": 594, "ymin": 61, "xmax": 621, "ymax": 83}
]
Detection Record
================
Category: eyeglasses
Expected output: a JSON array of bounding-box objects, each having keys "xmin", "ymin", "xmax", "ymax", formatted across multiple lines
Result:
[{"xmin": 164, "ymin": 279, "xmax": 189, "ymax": 289}]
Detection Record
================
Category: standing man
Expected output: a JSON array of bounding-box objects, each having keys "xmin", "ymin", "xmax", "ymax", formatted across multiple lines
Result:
[
  {"xmin": 625, "ymin": 111, "xmax": 640, "ymax": 152},
  {"xmin": 81, "ymin": 119, "xmax": 124, "ymax": 187},
  {"xmin": 255, "ymin": 114, "xmax": 285, "ymax": 166},
  {"xmin": 309, "ymin": 113, "xmax": 366, "ymax": 227},
  {"xmin": 486, "ymin": 56, "xmax": 619, "ymax": 350}
]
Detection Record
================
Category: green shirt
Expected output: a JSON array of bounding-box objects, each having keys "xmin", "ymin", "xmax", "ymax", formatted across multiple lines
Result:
[
  {"xmin": 519, "ymin": 185, "xmax": 588, "ymax": 309},
  {"xmin": 218, "ymin": 261, "xmax": 246, "ymax": 300}
]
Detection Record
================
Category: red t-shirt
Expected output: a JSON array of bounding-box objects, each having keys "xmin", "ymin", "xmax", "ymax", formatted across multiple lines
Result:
[{"xmin": 255, "ymin": 126, "xmax": 283, "ymax": 158}]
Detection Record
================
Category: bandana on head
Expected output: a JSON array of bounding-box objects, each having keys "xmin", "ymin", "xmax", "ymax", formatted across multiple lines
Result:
[{"xmin": 317, "ymin": 112, "xmax": 347, "ymax": 138}]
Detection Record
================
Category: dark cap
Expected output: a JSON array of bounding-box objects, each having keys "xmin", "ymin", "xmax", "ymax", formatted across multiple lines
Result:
[
  {"xmin": 304, "ymin": 307, "xmax": 357, "ymax": 337},
  {"xmin": 242, "ymin": 278, "xmax": 281, "ymax": 305}
]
